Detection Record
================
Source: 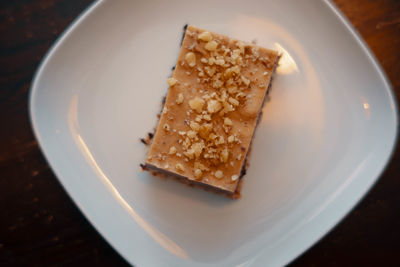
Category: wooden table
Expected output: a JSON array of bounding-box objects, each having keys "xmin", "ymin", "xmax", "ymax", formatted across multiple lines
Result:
[{"xmin": 1, "ymin": 1, "xmax": 399, "ymax": 266}]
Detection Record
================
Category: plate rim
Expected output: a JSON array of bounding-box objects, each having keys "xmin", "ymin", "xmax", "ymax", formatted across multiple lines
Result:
[{"xmin": 28, "ymin": 0, "xmax": 399, "ymax": 266}]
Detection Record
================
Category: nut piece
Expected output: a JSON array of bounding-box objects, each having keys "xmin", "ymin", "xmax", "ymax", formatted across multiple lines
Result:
[
  {"xmin": 228, "ymin": 135, "xmax": 235, "ymax": 143},
  {"xmin": 199, "ymin": 123, "xmax": 212, "ymax": 139},
  {"xmin": 163, "ymin": 106, "xmax": 168, "ymax": 114},
  {"xmin": 207, "ymin": 99, "xmax": 222, "ymax": 113},
  {"xmin": 189, "ymin": 97, "xmax": 205, "ymax": 113},
  {"xmin": 187, "ymin": 130, "xmax": 197, "ymax": 139},
  {"xmin": 190, "ymin": 121, "xmax": 200, "ymax": 132},
  {"xmin": 224, "ymin": 118, "xmax": 233, "ymax": 126},
  {"xmin": 185, "ymin": 52, "xmax": 196, "ymax": 67},
  {"xmin": 231, "ymin": 175, "xmax": 239, "ymax": 181},
  {"xmin": 215, "ymin": 136, "xmax": 225, "ymax": 145},
  {"xmin": 176, "ymin": 93, "xmax": 184, "ymax": 104},
  {"xmin": 194, "ymin": 161, "xmax": 208, "ymax": 171},
  {"xmin": 205, "ymin": 40, "xmax": 218, "ymax": 51},
  {"xmin": 192, "ymin": 142, "xmax": 204, "ymax": 158},
  {"xmin": 220, "ymin": 101, "xmax": 234, "ymax": 115},
  {"xmin": 167, "ymin": 77, "xmax": 177, "ymax": 86},
  {"xmin": 184, "ymin": 149, "xmax": 195, "ymax": 159},
  {"xmin": 198, "ymin": 31, "xmax": 212, "ymax": 42},
  {"xmin": 228, "ymin": 97, "xmax": 239, "ymax": 107},
  {"xmin": 241, "ymin": 75, "xmax": 250, "ymax": 86},
  {"xmin": 215, "ymin": 58, "xmax": 225, "ymax": 66},
  {"xmin": 203, "ymin": 114, "xmax": 211, "ymax": 121},
  {"xmin": 194, "ymin": 169, "xmax": 203, "ymax": 179},
  {"xmin": 175, "ymin": 163, "xmax": 185, "ymax": 172},
  {"xmin": 214, "ymin": 170, "xmax": 223, "ymax": 179},
  {"xmin": 220, "ymin": 148, "xmax": 229, "ymax": 163},
  {"xmin": 224, "ymin": 65, "xmax": 240, "ymax": 78},
  {"xmin": 169, "ymin": 146, "xmax": 177, "ymax": 155}
]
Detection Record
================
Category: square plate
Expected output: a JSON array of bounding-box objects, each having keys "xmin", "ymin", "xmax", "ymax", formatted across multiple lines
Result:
[{"xmin": 30, "ymin": 0, "xmax": 398, "ymax": 266}]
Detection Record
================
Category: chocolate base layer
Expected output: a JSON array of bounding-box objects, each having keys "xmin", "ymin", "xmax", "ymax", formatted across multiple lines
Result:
[{"xmin": 142, "ymin": 163, "xmax": 242, "ymax": 199}]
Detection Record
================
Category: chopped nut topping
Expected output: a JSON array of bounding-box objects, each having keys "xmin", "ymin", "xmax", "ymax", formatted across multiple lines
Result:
[
  {"xmin": 228, "ymin": 97, "xmax": 239, "ymax": 106},
  {"xmin": 184, "ymin": 149, "xmax": 195, "ymax": 159},
  {"xmin": 224, "ymin": 65, "xmax": 240, "ymax": 78},
  {"xmin": 194, "ymin": 169, "xmax": 203, "ymax": 179},
  {"xmin": 215, "ymin": 136, "xmax": 225, "ymax": 145},
  {"xmin": 202, "ymin": 114, "xmax": 211, "ymax": 121},
  {"xmin": 209, "ymin": 133, "xmax": 217, "ymax": 140},
  {"xmin": 204, "ymin": 66, "xmax": 216, "ymax": 76},
  {"xmin": 185, "ymin": 52, "xmax": 196, "ymax": 67},
  {"xmin": 190, "ymin": 121, "xmax": 200, "ymax": 132},
  {"xmin": 176, "ymin": 93, "xmax": 184, "ymax": 104},
  {"xmin": 224, "ymin": 118, "xmax": 233, "ymax": 126},
  {"xmin": 207, "ymin": 99, "xmax": 222, "ymax": 113},
  {"xmin": 205, "ymin": 40, "xmax": 218, "ymax": 51},
  {"xmin": 231, "ymin": 175, "xmax": 239, "ymax": 181},
  {"xmin": 208, "ymin": 57, "xmax": 215, "ymax": 65},
  {"xmin": 169, "ymin": 146, "xmax": 177, "ymax": 155},
  {"xmin": 187, "ymin": 130, "xmax": 197, "ymax": 139},
  {"xmin": 194, "ymin": 162, "xmax": 206, "ymax": 171},
  {"xmin": 183, "ymin": 137, "xmax": 191, "ymax": 149},
  {"xmin": 212, "ymin": 78, "xmax": 223, "ymax": 89},
  {"xmin": 241, "ymin": 75, "xmax": 250, "ymax": 86},
  {"xmin": 220, "ymin": 148, "xmax": 229, "ymax": 163},
  {"xmin": 227, "ymin": 86, "xmax": 238, "ymax": 94},
  {"xmin": 189, "ymin": 97, "xmax": 204, "ymax": 113},
  {"xmin": 236, "ymin": 92, "xmax": 245, "ymax": 98},
  {"xmin": 167, "ymin": 77, "xmax": 177, "ymax": 86},
  {"xmin": 215, "ymin": 58, "xmax": 225, "ymax": 66},
  {"xmin": 175, "ymin": 163, "xmax": 185, "ymax": 172},
  {"xmin": 228, "ymin": 135, "xmax": 235, "ymax": 143},
  {"xmin": 192, "ymin": 142, "xmax": 204, "ymax": 158},
  {"xmin": 198, "ymin": 31, "xmax": 212, "ymax": 42},
  {"xmin": 215, "ymin": 170, "xmax": 223, "ymax": 179},
  {"xmin": 220, "ymin": 101, "xmax": 234, "ymax": 115},
  {"xmin": 198, "ymin": 123, "xmax": 212, "ymax": 139}
]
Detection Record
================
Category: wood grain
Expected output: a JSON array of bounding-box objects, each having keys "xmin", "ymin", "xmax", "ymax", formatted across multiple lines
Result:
[{"xmin": 0, "ymin": 1, "xmax": 399, "ymax": 266}]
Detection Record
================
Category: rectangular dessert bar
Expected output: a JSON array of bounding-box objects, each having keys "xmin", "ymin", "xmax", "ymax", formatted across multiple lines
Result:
[{"xmin": 144, "ymin": 25, "xmax": 279, "ymax": 196}]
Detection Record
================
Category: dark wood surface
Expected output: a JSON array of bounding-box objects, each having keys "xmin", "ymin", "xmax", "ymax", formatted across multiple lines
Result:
[{"xmin": 0, "ymin": 0, "xmax": 399, "ymax": 266}]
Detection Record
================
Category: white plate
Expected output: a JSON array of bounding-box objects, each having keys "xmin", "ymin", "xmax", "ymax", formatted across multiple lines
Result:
[{"xmin": 29, "ymin": 0, "xmax": 398, "ymax": 266}]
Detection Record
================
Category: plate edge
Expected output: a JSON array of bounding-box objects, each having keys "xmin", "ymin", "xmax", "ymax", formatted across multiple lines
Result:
[
  {"xmin": 27, "ymin": 0, "xmax": 137, "ymax": 266},
  {"xmin": 27, "ymin": 1, "xmax": 400, "ymax": 267},
  {"xmin": 280, "ymin": 1, "xmax": 399, "ymax": 266}
]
